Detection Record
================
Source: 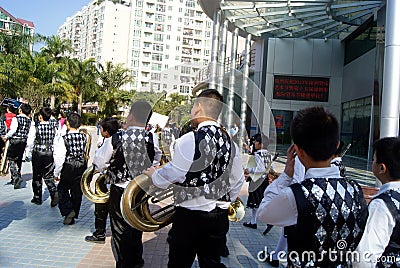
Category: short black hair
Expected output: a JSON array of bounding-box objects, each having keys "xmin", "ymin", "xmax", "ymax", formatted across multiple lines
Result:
[
  {"xmin": 20, "ymin": 103, "xmax": 32, "ymax": 116},
  {"xmin": 99, "ymin": 117, "xmax": 119, "ymax": 136},
  {"xmin": 196, "ymin": 89, "xmax": 224, "ymax": 119},
  {"xmin": 67, "ymin": 112, "xmax": 81, "ymax": 129},
  {"xmin": 291, "ymin": 106, "xmax": 339, "ymax": 161},
  {"xmin": 39, "ymin": 107, "xmax": 52, "ymax": 121},
  {"xmin": 373, "ymin": 137, "xmax": 400, "ymax": 179},
  {"xmin": 254, "ymin": 133, "xmax": 270, "ymax": 148},
  {"xmin": 129, "ymin": 100, "xmax": 152, "ymax": 124}
]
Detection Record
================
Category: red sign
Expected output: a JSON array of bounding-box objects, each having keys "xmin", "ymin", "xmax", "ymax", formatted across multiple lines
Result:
[
  {"xmin": 274, "ymin": 115, "xmax": 284, "ymax": 130},
  {"xmin": 273, "ymin": 75, "xmax": 329, "ymax": 102}
]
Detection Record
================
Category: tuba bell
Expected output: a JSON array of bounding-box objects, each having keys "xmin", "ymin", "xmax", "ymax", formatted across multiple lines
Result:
[
  {"xmin": 121, "ymin": 172, "xmax": 246, "ymax": 232},
  {"xmin": 0, "ymin": 140, "xmax": 10, "ymax": 176},
  {"xmin": 81, "ymin": 165, "xmax": 110, "ymax": 203}
]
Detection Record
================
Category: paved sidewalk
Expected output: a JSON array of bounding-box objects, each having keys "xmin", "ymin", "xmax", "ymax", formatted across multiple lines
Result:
[{"xmin": 0, "ymin": 127, "xmax": 280, "ymax": 268}]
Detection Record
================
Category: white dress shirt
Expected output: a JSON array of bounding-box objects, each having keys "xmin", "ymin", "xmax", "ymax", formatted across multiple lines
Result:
[
  {"xmin": 92, "ymin": 136, "xmax": 113, "ymax": 173},
  {"xmin": 257, "ymin": 166, "xmax": 340, "ymax": 226},
  {"xmin": 354, "ymin": 181, "xmax": 400, "ymax": 268},
  {"xmin": 53, "ymin": 129, "xmax": 81, "ymax": 177},
  {"xmin": 247, "ymin": 149, "xmax": 270, "ymax": 174},
  {"xmin": 151, "ymin": 120, "xmax": 244, "ymax": 212}
]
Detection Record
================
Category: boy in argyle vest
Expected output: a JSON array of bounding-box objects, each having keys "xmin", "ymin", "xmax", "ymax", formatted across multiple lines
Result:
[
  {"xmin": 258, "ymin": 106, "xmax": 368, "ymax": 267},
  {"xmin": 107, "ymin": 100, "xmax": 157, "ymax": 268},
  {"xmin": 53, "ymin": 112, "xmax": 88, "ymax": 225},
  {"xmin": 3, "ymin": 103, "xmax": 32, "ymax": 189},
  {"xmin": 26, "ymin": 107, "xmax": 58, "ymax": 206},
  {"xmin": 355, "ymin": 137, "xmax": 400, "ymax": 267}
]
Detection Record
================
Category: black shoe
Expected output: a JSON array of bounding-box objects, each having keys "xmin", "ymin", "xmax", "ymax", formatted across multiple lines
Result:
[
  {"xmin": 266, "ymin": 255, "xmax": 279, "ymax": 267},
  {"xmin": 63, "ymin": 210, "xmax": 76, "ymax": 225},
  {"xmin": 31, "ymin": 198, "xmax": 42, "ymax": 205},
  {"xmin": 263, "ymin": 224, "xmax": 274, "ymax": 236},
  {"xmin": 243, "ymin": 222, "xmax": 257, "ymax": 229},
  {"xmin": 85, "ymin": 234, "xmax": 106, "ymax": 244},
  {"xmin": 14, "ymin": 178, "xmax": 23, "ymax": 189},
  {"xmin": 221, "ymin": 245, "xmax": 230, "ymax": 257},
  {"xmin": 9, "ymin": 179, "xmax": 15, "ymax": 185},
  {"xmin": 132, "ymin": 260, "xmax": 144, "ymax": 268},
  {"xmin": 50, "ymin": 192, "xmax": 59, "ymax": 207}
]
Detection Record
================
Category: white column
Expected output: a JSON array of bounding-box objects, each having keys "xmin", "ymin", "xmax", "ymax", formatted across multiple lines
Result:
[
  {"xmin": 380, "ymin": 0, "xmax": 400, "ymax": 138},
  {"xmin": 239, "ymin": 34, "xmax": 252, "ymax": 152},
  {"xmin": 227, "ymin": 28, "xmax": 239, "ymax": 128},
  {"xmin": 209, "ymin": 10, "xmax": 221, "ymax": 90},
  {"xmin": 217, "ymin": 20, "xmax": 228, "ymax": 94}
]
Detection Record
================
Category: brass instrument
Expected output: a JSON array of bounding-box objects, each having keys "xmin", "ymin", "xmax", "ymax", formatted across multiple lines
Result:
[
  {"xmin": 81, "ymin": 165, "xmax": 110, "ymax": 203},
  {"xmin": 228, "ymin": 198, "xmax": 245, "ymax": 222},
  {"xmin": 0, "ymin": 140, "xmax": 10, "ymax": 176},
  {"xmin": 121, "ymin": 170, "xmax": 246, "ymax": 232},
  {"xmin": 80, "ymin": 128, "xmax": 92, "ymax": 161}
]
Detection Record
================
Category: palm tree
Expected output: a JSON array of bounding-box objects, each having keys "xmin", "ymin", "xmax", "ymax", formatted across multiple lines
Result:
[
  {"xmin": 39, "ymin": 35, "xmax": 73, "ymax": 108},
  {"xmin": 67, "ymin": 58, "xmax": 99, "ymax": 115},
  {"xmin": 97, "ymin": 61, "xmax": 132, "ymax": 117}
]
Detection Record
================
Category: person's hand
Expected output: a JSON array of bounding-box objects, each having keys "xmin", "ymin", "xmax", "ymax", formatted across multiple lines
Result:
[
  {"xmin": 2, "ymin": 136, "xmax": 6, "ymax": 142},
  {"xmin": 284, "ymin": 144, "xmax": 296, "ymax": 178},
  {"xmin": 54, "ymin": 176, "xmax": 60, "ymax": 182},
  {"xmin": 143, "ymin": 166, "xmax": 156, "ymax": 178},
  {"xmin": 244, "ymin": 169, "xmax": 251, "ymax": 181}
]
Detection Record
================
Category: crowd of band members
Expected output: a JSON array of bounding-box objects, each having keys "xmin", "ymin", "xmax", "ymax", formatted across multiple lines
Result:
[{"xmin": 1, "ymin": 90, "xmax": 400, "ymax": 268}]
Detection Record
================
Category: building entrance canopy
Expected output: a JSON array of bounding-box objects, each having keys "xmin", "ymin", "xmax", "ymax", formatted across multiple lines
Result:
[{"xmin": 202, "ymin": 0, "xmax": 385, "ymax": 39}]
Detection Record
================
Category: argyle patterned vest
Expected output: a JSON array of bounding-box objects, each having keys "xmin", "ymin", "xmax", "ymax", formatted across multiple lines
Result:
[
  {"xmin": 375, "ymin": 189, "xmax": 400, "ymax": 268},
  {"xmin": 63, "ymin": 132, "xmax": 87, "ymax": 164},
  {"xmin": 0, "ymin": 120, "xmax": 5, "ymax": 136},
  {"xmin": 108, "ymin": 129, "xmax": 154, "ymax": 185},
  {"xmin": 285, "ymin": 177, "xmax": 368, "ymax": 267},
  {"xmin": 174, "ymin": 125, "xmax": 233, "ymax": 204},
  {"xmin": 12, "ymin": 116, "xmax": 31, "ymax": 140},
  {"xmin": 34, "ymin": 123, "xmax": 56, "ymax": 152},
  {"xmin": 162, "ymin": 128, "xmax": 173, "ymax": 146}
]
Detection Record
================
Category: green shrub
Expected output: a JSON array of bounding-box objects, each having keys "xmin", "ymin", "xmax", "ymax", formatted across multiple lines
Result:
[{"xmin": 81, "ymin": 112, "xmax": 98, "ymax": 126}]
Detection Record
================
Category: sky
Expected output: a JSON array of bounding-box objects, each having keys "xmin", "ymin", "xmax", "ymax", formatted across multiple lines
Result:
[{"xmin": 0, "ymin": 0, "xmax": 91, "ymax": 36}]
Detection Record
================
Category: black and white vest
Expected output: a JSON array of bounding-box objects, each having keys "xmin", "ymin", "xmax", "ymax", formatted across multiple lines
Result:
[
  {"xmin": 49, "ymin": 118, "xmax": 59, "ymax": 130},
  {"xmin": 285, "ymin": 177, "xmax": 368, "ymax": 267},
  {"xmin": 108, "ymin": 128, "xmax": 155, "ymax": 185},
  {"xmin": 174, "ymin": 125, "xmax": 233, "ymax": 204},
  {"xmin": 374, "ymin": 189, "xmax": 400, "ymax": 268},
  {"xmin": 12, "ymin": 115, "xmax": 31, "ymax": 141},
  {"xmin": 0, "ymin": 120, "xmax": 6, "ymax": 136},
  {"xmin": 162, "ymin": 128, "xmax": 173, "ymax": 146},
  {"xmin": 34, "ymin": 123, "xmax": 56, "ymax": 152},
  {"xmin": 63, "ymin": 132, "xmax": 87, "ymax": 165}
]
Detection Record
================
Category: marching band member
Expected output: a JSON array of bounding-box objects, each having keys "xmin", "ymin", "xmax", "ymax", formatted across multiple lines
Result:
[
  {"xmin": 3, "ymin": 103, "xmax": 32, "ymax": 189},
  {"xmin": 143, "ymin": 89, "xmax": 244, "ymax": 268},
  {"xmin": 84, "ymin": 117, "xmax": 119, "ymax": 244},
  {"xmin": 53, "ymin": 112, "xmax": 88, "ymax": 225},
  {"xmin": 26, "ymin": 107, "xmax": 58, "ymax": 206},
  {"xmin": 257, "ymin": 107, "xmax": 368, "ymax": 267},
  {"xmin": 243, "ymin": 133, "xmax": 273, "ymax": 231},
  {"xmin": 107, "ymin": 100, "xmax": 157, "ymax": 268}
]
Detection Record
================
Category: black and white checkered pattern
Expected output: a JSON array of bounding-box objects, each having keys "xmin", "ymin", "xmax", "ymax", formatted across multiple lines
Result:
[
  {"xmin": 49, "ymin": 118, "xmax": 59, "ymax": 129},
  {"xmin": 162, "ymin": 128, "xmax": 173, "ymax": 146},
  {"xmin": 12, "ymin": 116, "xmax": 31, "ymax": 140},
  {"xmin": 174, "ymin": 125, "xmax": 232, "ymax": 204},
  {"xmin": 34, "ymin": 123, "xmax": 57, "ymax": 152},
  {"xmin": 63, "ymin": 132, "xmax": 87, "ymax": 162},
  {"xmin": 374, "ymin": 189, "xmax": 400, "ymax": 268},
  {"xmin": 123, "ymin": 128, "xmax": 152, "ymax": 178},
  {"xmin": 0, "ymin": 120, "xmax": 6, "ymax": 136}
]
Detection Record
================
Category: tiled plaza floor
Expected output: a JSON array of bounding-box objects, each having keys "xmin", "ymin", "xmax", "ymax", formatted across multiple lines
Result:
[{"xmin": 0, "ymin": 127, "xmax": 281, "ymax": 268}]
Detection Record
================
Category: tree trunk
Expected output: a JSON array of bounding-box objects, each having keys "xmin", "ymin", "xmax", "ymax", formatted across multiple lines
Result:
[
  {"xmin": 78, "ymin": 92, "xmax": 83, "ymax": 115},
  {"xmin": 50, "ymin": 95, "xmax": 56, "ymax": 109}
]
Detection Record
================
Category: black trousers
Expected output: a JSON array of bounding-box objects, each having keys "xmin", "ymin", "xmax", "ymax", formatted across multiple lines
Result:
[
  {"xmin": 168, "ymin": 206, "xmax": 229, "ymax": 268},
  {"xmin": 94, "ymin": 201, "xmax": 109, "ymax": 235},
  {"xmin": 109, "ymin": 184, "xmax": 143, "ymax": 268},
  {"xmin": 57, "ymin": 162, "xmax": 86, "ymax": 218},
  {"xmin": 7, "ymin": 139, "xmax": 26, "ymax": 182},
  {"xmin": 32, "ymin": 150, "xmax": 56, "ymax": 200}
]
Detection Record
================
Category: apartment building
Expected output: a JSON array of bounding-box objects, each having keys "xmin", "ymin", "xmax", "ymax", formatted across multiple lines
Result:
[
  {"xmin": 0, "ymin": 6, "xmax": 35, "ymax": 50},
  {"xmin": 58, "ymin": 0, "xmax": 213, "ymax": 95}
]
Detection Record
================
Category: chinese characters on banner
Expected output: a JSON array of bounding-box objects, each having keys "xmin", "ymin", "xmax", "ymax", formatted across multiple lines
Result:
[{"xmin": 273, "ymin": 75, "xmax": 329, "ymax": 102}]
